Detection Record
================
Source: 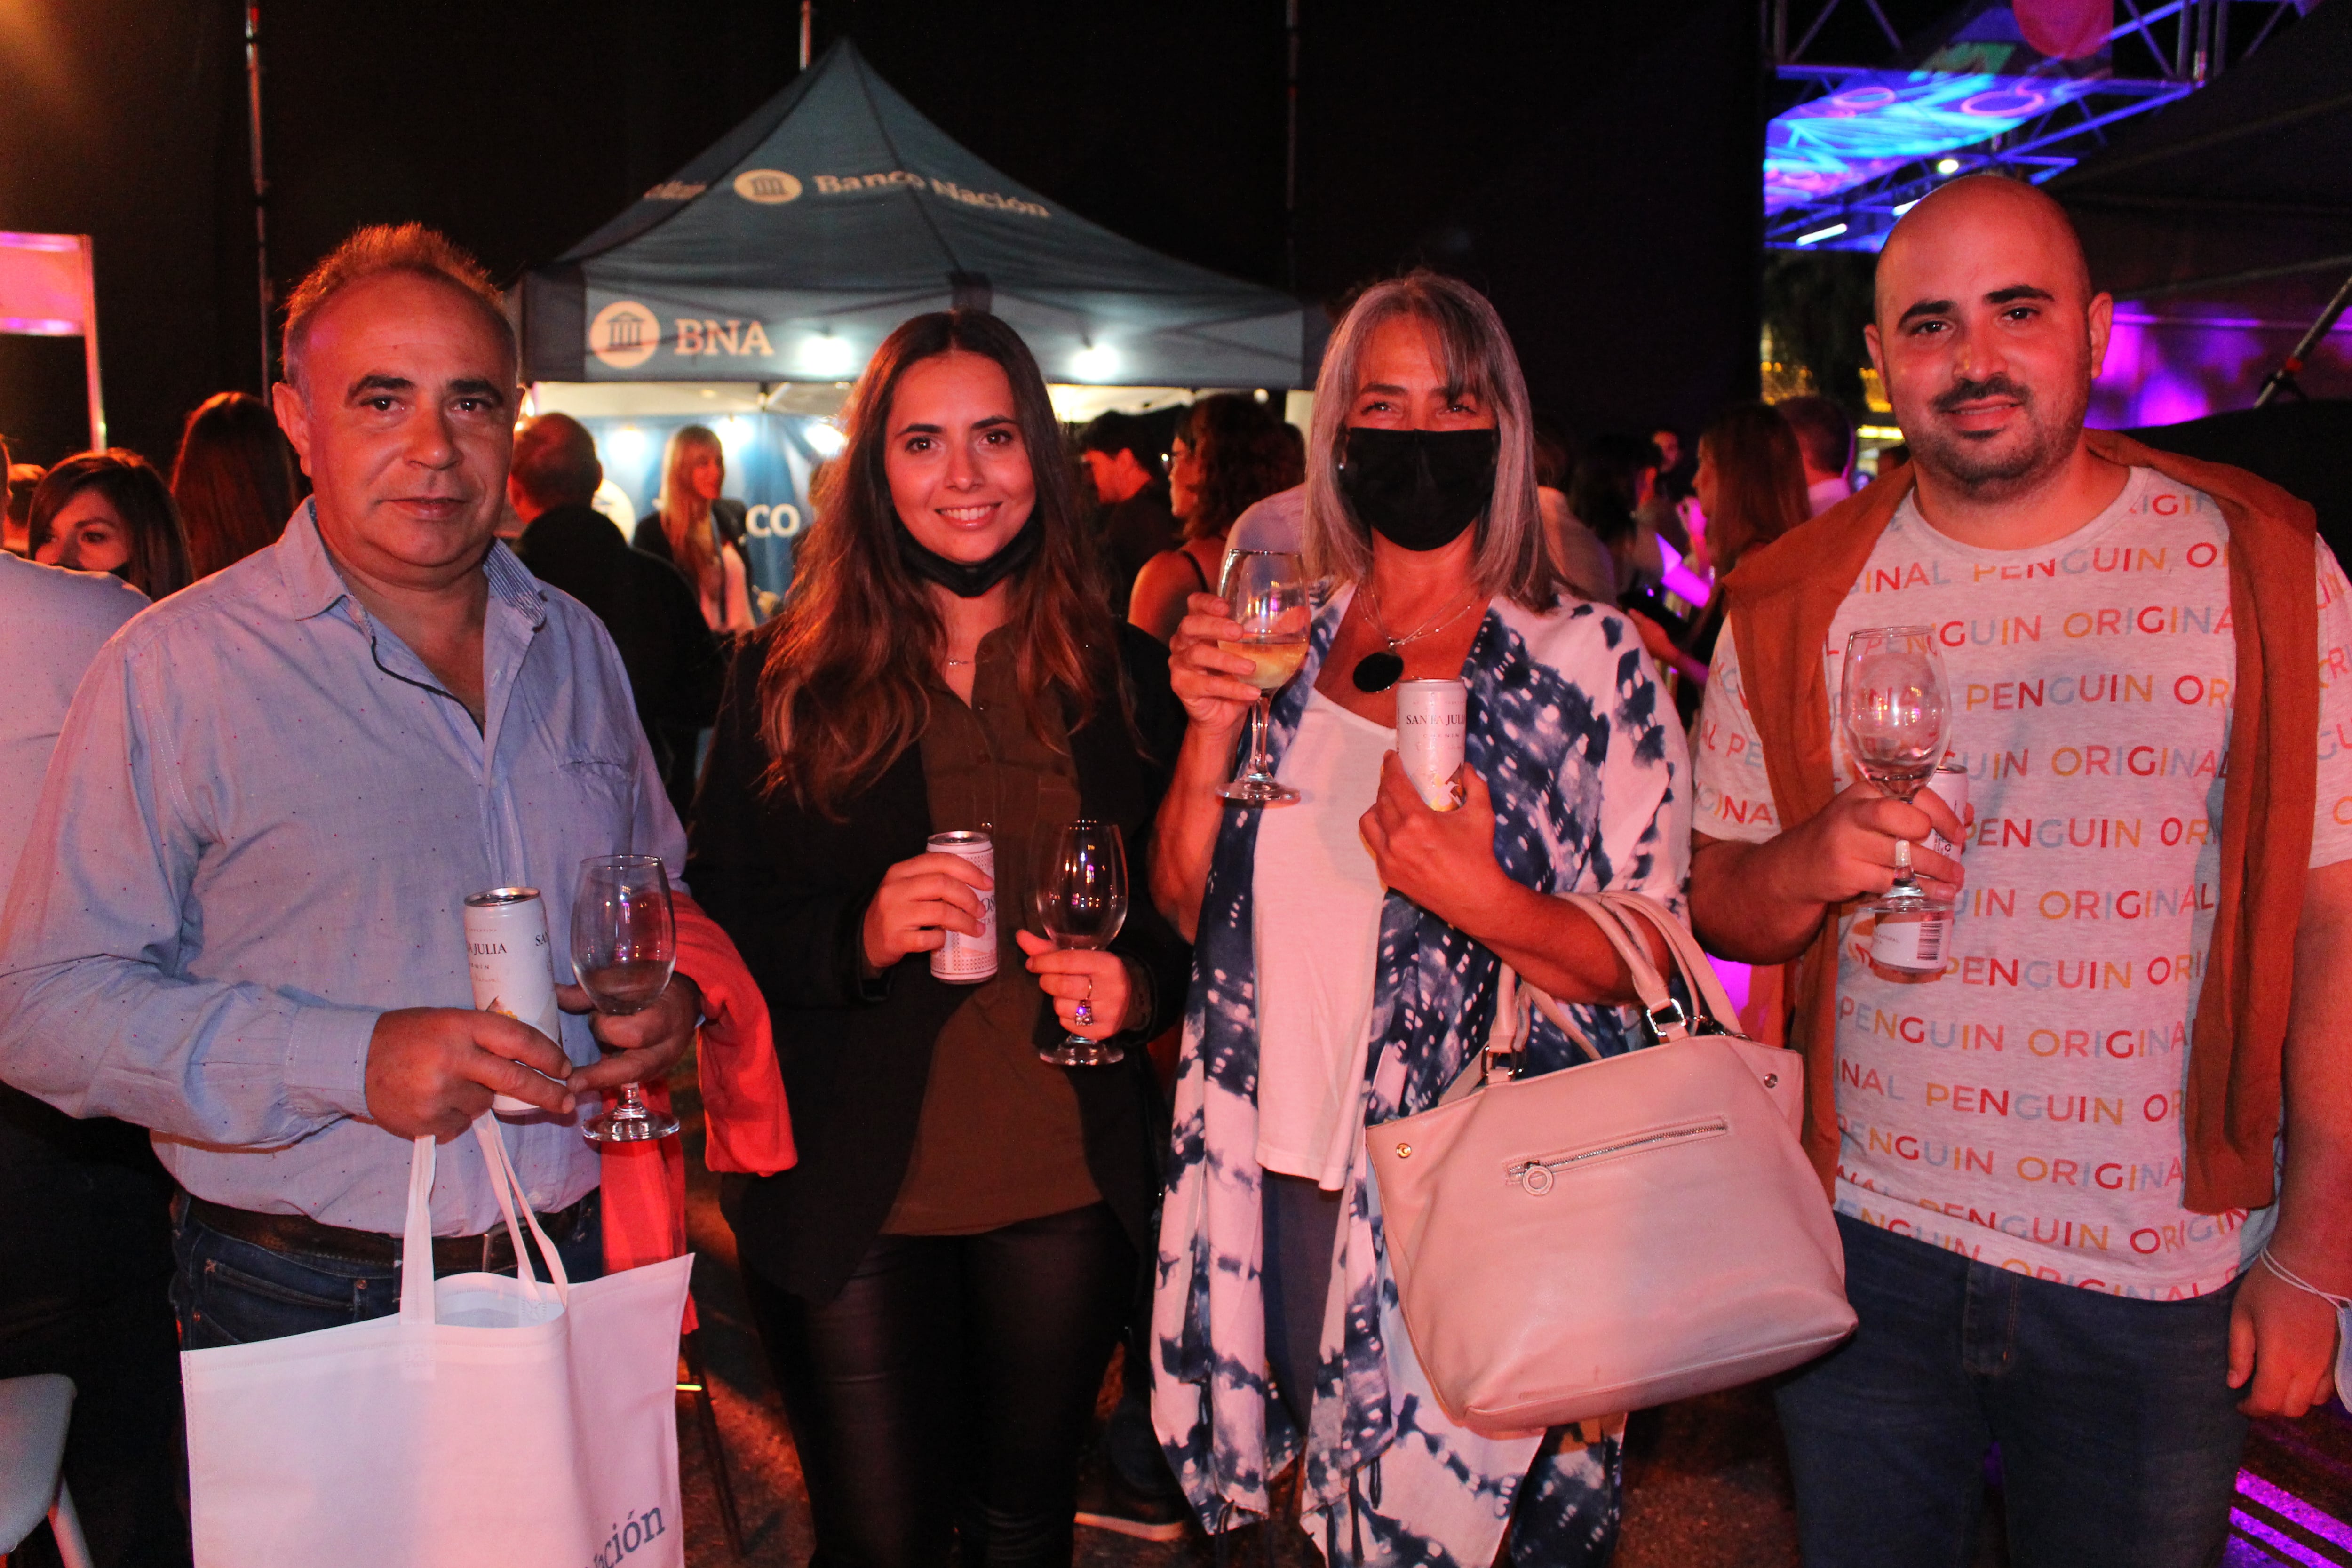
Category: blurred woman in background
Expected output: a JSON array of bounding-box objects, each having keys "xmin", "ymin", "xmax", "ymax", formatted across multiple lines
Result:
[
  {"xmin": 1533, "ymin": 424, "xmax": 1616, "ymax": 604},
  {"xmin": 1568, "ymin": 433, "xmax": 1663, "ymax": 600},
  {"xmin": 1629, "ymin": 402, "xmax": 1808, "ymax": 698},
  {"xmin": 1126, "ymin": 394, "xmax": 1300, "ymax": 644},
  {"xmin": 635, "ymin": 424, "xmax": 755, "ymax": 633},
  {"xmin": 28, "ymin": 450, "xmax": 193, "ymax": 600},
  {"xmin": 171, "ymin": 392, "xmax": 297, "ymax": 580}
]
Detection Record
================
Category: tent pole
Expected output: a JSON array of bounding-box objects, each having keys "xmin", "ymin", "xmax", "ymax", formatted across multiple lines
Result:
[
  {"xmin": 1284, "ymin": 0, "xmax": 1299, "ymax": 292},
  {"xmin": 79, "ymin": 236, "xmax": 106, "ymax": 451},
  {"xmin": 800, "ymin": 2, "xmax": 812, "ymax": 70},
  {"xmin": 246, "ymin": 3, "xmax": 272, "ymax": 389},
  {"xmin": 2253, "ymin": 268, "xmax": 2352, "ymax": 408}
]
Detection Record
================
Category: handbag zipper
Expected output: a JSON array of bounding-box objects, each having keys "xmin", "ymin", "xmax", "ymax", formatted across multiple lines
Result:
[{"xmin": 1508, "ymin": 1117, "xmax": 1730, "ymax": 1195}]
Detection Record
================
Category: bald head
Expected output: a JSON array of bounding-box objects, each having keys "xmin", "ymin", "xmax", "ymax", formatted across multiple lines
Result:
[
  {"xmin": 1864, "ymin": 174, "xmax": 2111, "ymax": 504},
  {"xmin": 1875, "ymin": 175, "xmax": 2093, "ymax": 330},
  {"xmin": 509, "ymin": 413, "xmax": 603, "ymax": 517}
]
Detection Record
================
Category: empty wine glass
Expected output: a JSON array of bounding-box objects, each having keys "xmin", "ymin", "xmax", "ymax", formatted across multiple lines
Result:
[
  {"xmin": 1216, "ymin": 550, "xmax": 1310, "ymax": 805},
  {"xmin": 1840, "ymin": 626, "xmax": 1953, "ymax": 914},
  {"xmin": 571, "ymin": 854, "xmax": 681, "ymax": 1143},
  {"xmin": 1033, "ymin": 821, "xmax": 1128, "ymax": 1067}
]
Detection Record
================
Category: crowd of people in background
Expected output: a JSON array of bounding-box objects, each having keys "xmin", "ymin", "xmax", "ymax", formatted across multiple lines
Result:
[
  {"xmin": 0, "ymin": 326, "xmax": 1870, "ymax": 715},
  {"xmin": 4, "ymin": 172, "xmax": 2343, "ymax": 1568}
]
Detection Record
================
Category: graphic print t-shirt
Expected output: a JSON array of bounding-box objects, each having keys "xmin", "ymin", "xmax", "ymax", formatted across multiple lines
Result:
[{"xmin": 1694, "ymin": 467, "xmax": 2352, "ymax": 1297}]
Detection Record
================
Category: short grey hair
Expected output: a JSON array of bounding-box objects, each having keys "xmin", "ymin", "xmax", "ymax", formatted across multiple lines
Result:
[
  {"xmin": 280, "ymin": 223, "xmax": 515, "ymax": 392},
  {"xmin": 1302, "ymin": 271, "xmax": 1554, "ymax": 609}
]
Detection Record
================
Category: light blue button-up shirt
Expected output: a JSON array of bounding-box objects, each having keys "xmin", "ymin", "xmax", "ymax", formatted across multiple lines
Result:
[{"xmin": 0, "ymin": 505, "xmax": 686, "ymax": 1235}]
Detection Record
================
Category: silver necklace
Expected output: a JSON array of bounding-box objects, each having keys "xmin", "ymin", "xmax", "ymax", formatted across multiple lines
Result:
[{"xmin": 1351, "ymin": 583, "xmax": 1479, "ymax": 693}]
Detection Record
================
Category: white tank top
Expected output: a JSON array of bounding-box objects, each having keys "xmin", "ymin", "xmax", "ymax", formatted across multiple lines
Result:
[{"xmin": 1251, "ymin": 687, "xmax": 1393, "ymax": 1189}]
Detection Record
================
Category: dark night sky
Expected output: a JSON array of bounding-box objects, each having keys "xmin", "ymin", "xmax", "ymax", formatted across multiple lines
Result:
[{"xmin": 0, "ymin": 0, "xmax": 1761, "ymax": 468}]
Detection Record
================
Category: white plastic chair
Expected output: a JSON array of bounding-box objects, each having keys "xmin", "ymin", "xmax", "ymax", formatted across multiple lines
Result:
[{"xmin": 0, "ymin": 1375, "xmax": 93, "ymax": 1568}]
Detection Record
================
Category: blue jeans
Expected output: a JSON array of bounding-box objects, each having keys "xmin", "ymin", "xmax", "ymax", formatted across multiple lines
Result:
[
  {"xmin": 1777, "ymin": 1212, "xmax": 2248, "ymax": 1568},
  {"xmin": 171, "ymin": 1190, "xmax": 605, "ymax": 1348}
]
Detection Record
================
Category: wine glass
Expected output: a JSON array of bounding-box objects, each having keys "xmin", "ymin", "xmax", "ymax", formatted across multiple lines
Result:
[
  {"xmin": 1840, "ymin": 626, "xmax": 1953, "ymax": 914},
  {"xmin": 1216, "ymin": 550, "xmax": 1310, "ymax": 805},
  {"xmin": 1033, "ymin": 821, "xmax": 1128, "ymax": 1067},
  {"xmin": 571, "ymin": 854, "xmax": 682, "ymax": 1142}
]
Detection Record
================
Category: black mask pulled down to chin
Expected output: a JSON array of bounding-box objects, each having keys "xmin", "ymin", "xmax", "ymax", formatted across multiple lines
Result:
[
  {"xmin": 893, "ymin": 515, "xmax": 1042, "ymax": 598},
  {"xmin": 1335, "ymin": 426, "xmax": 1500, "ymax": 552}
]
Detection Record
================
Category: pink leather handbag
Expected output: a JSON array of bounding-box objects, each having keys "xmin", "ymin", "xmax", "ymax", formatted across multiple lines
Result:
[{"xmin": 1366, "ymin": 893, "xmax": 1855, "ymax": 1438}]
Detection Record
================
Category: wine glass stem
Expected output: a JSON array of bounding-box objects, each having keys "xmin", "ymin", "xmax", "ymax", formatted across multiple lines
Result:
[
  {"xmin": 619, "ymin": 1081, "xmax": 650, "ymax": 1115},
  {"xmin": 1246, "ymin": 693, "xmax": 1273, "ymax": 777}
]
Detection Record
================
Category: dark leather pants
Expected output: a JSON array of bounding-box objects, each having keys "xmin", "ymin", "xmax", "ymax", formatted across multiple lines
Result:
[{"xmin": 742, "ymin": 1202, "xmax": 1132, "ymax": 1568}]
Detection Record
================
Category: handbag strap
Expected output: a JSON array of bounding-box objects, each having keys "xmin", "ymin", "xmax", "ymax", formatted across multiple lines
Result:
[
  {"xmin": 1554, "ymin": 892, "xmax": 1688, "ymax": 1040},
  {"xmin": 1433, "ymin": 892, "xmax": 1741, "ymax": 1106},
  {"xmin": 1586, "ymin": 891, "xmax": 1744, "ymax": 1035},
  {"xmin": 1439, "ymin": 963, "xmax": 1541, "ymax": 1106}
]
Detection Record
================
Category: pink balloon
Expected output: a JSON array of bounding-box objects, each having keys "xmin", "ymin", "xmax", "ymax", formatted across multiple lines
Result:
[{"xmin": 2015, "ymin": 0, "xmax": 2109, "ymax": 60}]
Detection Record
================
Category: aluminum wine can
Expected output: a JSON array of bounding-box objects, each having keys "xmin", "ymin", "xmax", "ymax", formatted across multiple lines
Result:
[
  {"xmin": 1872, "ymin": 764, "xmax": 1970, "ymax": 973},
  {"xmin": 1396, "ymin": 678, "xmax": 1468, "ymax": 811},
  {"xmin": 928, "ymin": 830, "xmax": 998, "ymax": 984},
  {"xmin": 463, "ymin": 886, "xmax": 568, "ymax": 1114}
]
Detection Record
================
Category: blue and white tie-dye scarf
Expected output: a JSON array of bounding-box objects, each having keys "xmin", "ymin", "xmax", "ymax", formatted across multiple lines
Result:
[{"xmin": 1152, "ymin": 585, "xmax": 1690, "ymax": 1568}]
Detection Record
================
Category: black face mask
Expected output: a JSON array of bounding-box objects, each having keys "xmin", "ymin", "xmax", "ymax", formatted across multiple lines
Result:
[
  {"xmin": 1336, "ymin": 426, "xmax": 1500, "ymax": 552},
  {"xmin": 893, "ymin": 514, "xmax": 1042, "ymax": 598}
]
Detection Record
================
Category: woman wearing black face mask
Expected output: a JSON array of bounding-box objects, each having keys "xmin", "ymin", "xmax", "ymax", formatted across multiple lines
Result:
[
  {"xmin": 1147, "ymin": 273, "xmax": 1692, "ymax": 1567},
  {"xmin": 688, "ymin": 310, "xmax": 1192, "ymax": 1568}
]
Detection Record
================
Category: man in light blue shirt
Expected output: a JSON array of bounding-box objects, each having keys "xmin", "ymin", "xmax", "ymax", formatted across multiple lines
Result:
[{"xmin": 0, "ymin": 224, "xmax": 703, "ymax": 1345}]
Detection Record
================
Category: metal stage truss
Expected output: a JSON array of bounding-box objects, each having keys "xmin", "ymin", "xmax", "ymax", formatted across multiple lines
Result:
[{"xmin": 1763, "ymin": 0, "xmax": 2304, "ymax": 252}]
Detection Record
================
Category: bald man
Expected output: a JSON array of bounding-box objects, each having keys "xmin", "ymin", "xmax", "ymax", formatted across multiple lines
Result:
[{"xmin": 1690, "ymin": 176, "xmax": 2352, "ymax": 1566}]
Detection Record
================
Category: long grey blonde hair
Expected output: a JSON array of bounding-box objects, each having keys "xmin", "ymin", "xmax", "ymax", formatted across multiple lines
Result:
[
  {"xmin": 1302, "ymin": 271, "xmax": 1554, "ymax": 610},
  {"xmin": 655, "ymin": 424, "xmax": 726, "ymax": 598}
]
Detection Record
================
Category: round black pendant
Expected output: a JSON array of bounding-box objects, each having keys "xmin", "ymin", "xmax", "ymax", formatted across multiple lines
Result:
[{"xmin": 1352, "ymin": 649, "xmax": 1405, "ymax": 693}]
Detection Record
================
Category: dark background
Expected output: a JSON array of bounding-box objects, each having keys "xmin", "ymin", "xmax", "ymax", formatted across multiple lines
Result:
[{"xmin": 0, "ymin": 0, "xmax": 1764, "ymax": 469}]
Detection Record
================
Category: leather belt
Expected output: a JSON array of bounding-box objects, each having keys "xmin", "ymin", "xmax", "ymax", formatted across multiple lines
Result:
[{"xmin": 183, "ymin": 1189, "xmax": 596, "ymax": 1277}]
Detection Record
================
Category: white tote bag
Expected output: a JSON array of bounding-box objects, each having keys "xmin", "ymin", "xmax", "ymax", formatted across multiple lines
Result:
[{"xmin": 183, "ymin": 1117, "xmax": 694, "ymax": 1568}]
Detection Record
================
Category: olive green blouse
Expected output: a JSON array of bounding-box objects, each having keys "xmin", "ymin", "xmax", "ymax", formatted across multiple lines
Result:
[{"xmin": 880, "ymin": 628, "xmax": 1101, "ymax": 1234}]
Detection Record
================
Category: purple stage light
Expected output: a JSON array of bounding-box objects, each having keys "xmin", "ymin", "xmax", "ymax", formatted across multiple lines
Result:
[{"xmin": 1765, "ymin": 72, "xmax": 2101, "ymax": 214}]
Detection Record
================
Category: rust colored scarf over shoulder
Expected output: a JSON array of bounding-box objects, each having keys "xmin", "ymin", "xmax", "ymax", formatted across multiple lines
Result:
[{"xmin": 1724, "ymin": 430, "xmax": 2319, "ymax": 1214}]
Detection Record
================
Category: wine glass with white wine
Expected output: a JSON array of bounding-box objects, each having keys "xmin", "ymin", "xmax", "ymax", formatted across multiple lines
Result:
[
  {"xmin": 570, "ymin": 854, "xmax": 682, "ymax": 1143},
  {"xmin": 1216, "ymin": 549, "xmax": 1310, "ymax": 805},
  {"xmin": 1839, "ymin": 626, "xmax": 1954, "ymax": 914}
]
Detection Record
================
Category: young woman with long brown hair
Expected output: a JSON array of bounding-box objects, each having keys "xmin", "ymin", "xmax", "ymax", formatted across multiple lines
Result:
[
  {"xmin": 687, "ymin": 309, "xmax": 1191, "ymax": 1568},
  {"xmin": 634, "ymin": 424, "xmax": 755, "ymax": 632},
  {"xmin": 27, "ymin": 450, "xmax": 194, "ymax": 600}
]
